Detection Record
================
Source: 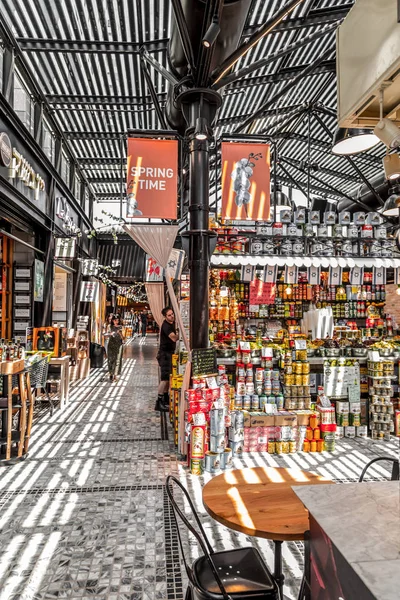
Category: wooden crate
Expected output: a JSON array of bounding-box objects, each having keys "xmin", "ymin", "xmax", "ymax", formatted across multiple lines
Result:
[{"xmin": 0, "ymin": 359, "xmax": 25, "ymax": 374}]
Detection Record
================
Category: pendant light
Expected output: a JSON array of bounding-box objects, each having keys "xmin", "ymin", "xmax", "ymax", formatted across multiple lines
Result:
[
  {"xmin": 381, "ymin": 183, "xmax": 400, "ymax": 216},
  {"xmin": 383, "ymin": 152, "xmax": 400, "ymax": 181},
  {"xmin": 202, "ymin": 16, "xmax": 220, "ymax": 48},
  {"xmin": 332, "ymin": 127, "xmax": 379, "ymax": 155}
]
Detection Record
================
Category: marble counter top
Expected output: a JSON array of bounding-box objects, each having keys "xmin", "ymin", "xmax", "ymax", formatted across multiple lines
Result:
[{"xmin": 293, "ymin": 481, "xmax": 400, "ymax": 600}]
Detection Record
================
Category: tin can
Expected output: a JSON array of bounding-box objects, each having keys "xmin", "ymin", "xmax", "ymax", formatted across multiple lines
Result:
[
  {"xmin": 342, "ymin": 240, "xmax": 353, "ymax": 256},
  {"xmin": 263, "ymin": 240, "xmax": 274, "ymax": 254},
  {"xmin": 280, "ymin": 240, "xmax": 293, "ymax": 255},
  {"xmin": 191, "ymin": 425, "xmax": 206, "ymax": 458},
  {"xmin": 361, "ymin": 224, "xmax": 373, "ymax": 238},
  {"xmin": 304, "ymin": 224, "xmax": 315, "ymax": 237},
  {"xmin": 318, "ymin": 225, "xmax": 328, "ymax": 237},
  {"xmin": 230, "ymin": 440, "xmax": 244, "ymax": 456},
  {"xmin": 268, "ymin": 441, "xmax": 276, "ymax": 454},
  {"xmin": 220, "ymin": 448, "xmax": 233, "ymax": 469},
  {"xmin": 205, "ymin": 451, "xmax": 221, "ymax": 473},
  {"xmin": 273, "ymin": 222, "xmax": 283, "ymax": 236},
  {"xmin": 243, "ymin": 395, "xmax": 251, "ymax": 410},
  {"xmin": 255, "ymin": 368, "xmax": 264, "ymax": 382},
  {"xmin": 375, "ymin": 225, "xmax": 387, "ymax": 239},
  {"xmin": 333, "ymin": 225, "xmax": 343, "ymax": 238},
  {"xmin": 276, "ymin": 394, "xmax": 284, "ymax": 410},
  {"xmin": 245, "ymin": 365, "xmax": 253, "ymax": 378},
  {"xmin": 231, "ymin": 410, "xmax": 244, "ymax": 430},
  {"xmin": 250, "ymin": 239, "xmax": 263, "ymax": 255},
  {"xmin": 292, "ymin": 240, "xmax": 304, "ymax": 255},
  {"xmin": 256, "ymin": 222, "xmax": 273, "ymax": 236},
  {"xmin": 251, "ymin": 394, "xmax": 260, "ymax": 410},
  {"xmin": 234, "ymin": 395, "xmax": 243, "ymax": 410},
  {"xmin": 210, "ymin": 408, "xmax": 225, "ymax": 436},
  {"xmin": 311, "ymin": 241, "xmax": 323, "ymax": 256},
  {"xmin": 190, "ymin": 458, "xmax": 204, "ymax": 475},
  {"xmin": 289, "ymin": 440, "xmax": 297, "ymax": 453},
  {"xmin": 347, "ymin": 224, "xmax": 359, "ymax": 238},
  {"xmin": 287, "ymin": 224, "xmax": 298, "ymax": 237},
  {"xmin": 322, "ymin": 240, "xmax": 334, "ymax": 256},
  {"xmin": 245, "ymin": 383, "xmax": 255, "ymax": 396},
  {"xmin": 275, "ymin": 441, "xmax": 283, "ymax": 454},
  {"xmin": 210, "ymin": 434, "xmax": 226, "ymax": 453}
]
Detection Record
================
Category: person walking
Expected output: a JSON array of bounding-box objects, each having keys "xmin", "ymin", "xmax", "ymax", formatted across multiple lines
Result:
[
  {"xmin": 107, "ymin": 315, "xmax": 123, "ymax": 382},
  {"xmin": 141, "ymin": 311, "xmax": 148, "ymax": 337},
  {"xmin": 155, "ymin": 307, "xmax": 179, "ymax": 412}
]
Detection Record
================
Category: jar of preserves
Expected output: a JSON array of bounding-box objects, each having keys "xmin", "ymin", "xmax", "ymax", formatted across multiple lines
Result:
[
  {"xmin": 303, "ymin": 439, "xmax": 310, "ymax": 452},
  {"xmin": 310, "ymin": 439, "xmax": 317, "ymax": 452}
]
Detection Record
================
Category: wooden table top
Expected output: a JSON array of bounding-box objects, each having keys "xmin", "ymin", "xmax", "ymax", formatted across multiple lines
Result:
[{"xmin": 202, "ymin": 466, "xmax": 334, "ymax": 542}]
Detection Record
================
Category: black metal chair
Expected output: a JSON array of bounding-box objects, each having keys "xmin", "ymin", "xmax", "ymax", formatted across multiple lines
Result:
[
  {"xmin": 165, "ymin": 475, "xmax": 279, "ymax": 600},
  {"xmin": 359, "ymin": 456, "xmax": 399, "ymax": 482}
]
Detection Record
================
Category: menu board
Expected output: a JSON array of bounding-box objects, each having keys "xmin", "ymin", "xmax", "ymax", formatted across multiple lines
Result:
[
  {"xmin": 192, "ymin": 347, "xmax": 217, "ymax": 377},
  {"xmin": 249, "ymin": 280, "xmax": 276, "ymax": 305}
]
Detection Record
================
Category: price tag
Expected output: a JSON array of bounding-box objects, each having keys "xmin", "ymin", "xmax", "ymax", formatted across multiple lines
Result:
[
  {"xmin": 239, "ymin": 341, "xmax": 251, "ymax": 351},
  {"xmin": 348, "ymin": 385, "xmax": 360, "ymax": 403},
  {"xmin": 295, "ymin": 339, "xmax": 307, "ymax": 350},
  {"xmin": 368, "ymin": 351, "xmax": 380, "ymax": 362},
  {"xmin": 261, "ymin": 347, "xmax": 273, "ymax": 358},
  {"xmin": 249, "ymin": 304, "xmax": 259, "ymax": 313},
  {"xmin": 191, "ymin": 347, "xmax": 217, "ymax": 377}
]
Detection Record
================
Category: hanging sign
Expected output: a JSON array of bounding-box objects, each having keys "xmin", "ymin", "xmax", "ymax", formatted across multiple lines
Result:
[
  {"xmin": 126, "ymin": 137, "xmax": 178, "ymax": 220},
  {"xmin": 80, "ymin": 281, "xmax": 99, "ymax": 302},
  {"xmin": 54, "ymin": 237, "xmax": 76, "ymax": 259},
  {"xmin": 81, "ymin": 259, "xmax": 99, "ymax": 276},
  {"xmin": 221, "ymin": 142, "xmax": 270, "ymax": 221},
  {"xmin": 34, "ymin": 259, "xmax": 44, "ymax": 302}
]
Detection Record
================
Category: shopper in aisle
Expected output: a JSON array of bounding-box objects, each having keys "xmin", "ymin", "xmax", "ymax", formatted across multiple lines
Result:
[
  {"xmin": 141, "ymin": 311, "xmax": 148, "ymax": 337},
  {"xmin": 103, "ymin": 313, "xmax": 114, "ymax": 356},
  {"xmin": 155, "ymin": 307, "xmax": 179, "ymax": 412},
  {"xmin": 107, "ymin": 315, "xmax": 124, "ymax": 382}
]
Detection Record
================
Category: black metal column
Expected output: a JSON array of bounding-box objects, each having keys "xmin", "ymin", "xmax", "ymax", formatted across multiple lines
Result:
[
  {"xmin": 178, "ymin": 88, "xmax": 221, "ymax": 350},
  {"xmin": 188, "ymin": 135, "xmax": 210, "ymax": 349}
]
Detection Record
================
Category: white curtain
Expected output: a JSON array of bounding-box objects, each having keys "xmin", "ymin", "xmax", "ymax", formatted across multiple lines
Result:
[
  {"xmin": 145, "ymin": 283, "xmax": 164, "ymax": 328},
  {"xmin": 124, "ymin": 224, "xmax": 191, "ymax": 456}
]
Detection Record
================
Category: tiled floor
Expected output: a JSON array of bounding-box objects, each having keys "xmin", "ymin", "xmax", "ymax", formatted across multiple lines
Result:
[{"xmin": 0, "ymin": 336, "xmax": 398, "ymax": 600}]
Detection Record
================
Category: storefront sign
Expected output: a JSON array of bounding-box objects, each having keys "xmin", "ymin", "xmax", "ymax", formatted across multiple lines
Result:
[
  {"xmin": 80, "ymin": 281, "xmax": 99, "ymax": 302},
  {"xmin": 249, "ymin": 280, "xmax": 276, "ymax": 305},
  {"xmin": 55, "ymin": 197, "xmax": 80, "ymax": 235},
  {"xmin": 0, "ymin": 132, "xmax": 12, "ymax": 167},
  {"xmin": 53, "ymin": 271, "xmax": 67, "ymax": 311},
  {"xmin": 15, "ymin": 281, "xmax": 30, "ymax": 291},
  {"xmin": 15, "ymin": 308, "xmax": 30, "ymax": 318},
  {"xmin": 34, "ymin": 259, "xmax": 44, "ymax": 302},
  {"xmin": 8, "ymin": 147, "xmax": 45, "ymax": 200},
  {"xmin": 221, "ymin": 142, "xmax": 270, "ymax": 221},
  {"xmin": 54, "ymin": 237, "xmax": 76, "ymax": 259},
  {"xmin": 15, "ymin": 268, "xmax": 31, "ymax": 278},
  {"xmin": 126, "ymin": 137, "xmax": 178, "ymax": 219}
]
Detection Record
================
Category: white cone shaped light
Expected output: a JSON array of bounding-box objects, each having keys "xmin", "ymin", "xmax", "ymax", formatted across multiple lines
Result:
[
  {"xmin": 332, "ymin": 127, "xmax": 380, "ymax": 155},
  {"xmin": 383, "ymin": 153, "xmax": 400, "ymax": 181},
  {"xmin": 374, "ymin": 118, "xmax": 400, "ymax": 149},
  {"xmin": 382, "ymin": 184, "xmax": 400, "ymax": 216}
]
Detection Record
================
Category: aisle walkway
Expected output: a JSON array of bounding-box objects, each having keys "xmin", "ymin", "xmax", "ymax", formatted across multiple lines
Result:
[{"xmin": 0, "ymin": 337, "xmax": 398, "ymax": 600}]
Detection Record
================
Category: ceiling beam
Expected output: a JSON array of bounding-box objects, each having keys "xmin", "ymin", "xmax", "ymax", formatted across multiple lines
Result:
[
  {"xmin": 46, "ymin": 93, "xmax": 167, "ymax": 106},
  {"xmin": 16, "ymin": 37, "xmax": 168, "ymax": 54},
  {"xmin": 242, "ymin": 5, "xmax": 352, "ymax": 36},
  {"xmin": 77, "ymin": 157, "xmax": 125, "ymax": 165}
]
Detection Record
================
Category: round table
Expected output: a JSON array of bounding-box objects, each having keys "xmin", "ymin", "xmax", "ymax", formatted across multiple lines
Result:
[{"xmin": 202, "ymin": 466, "xmax": 334, "ymax": 598}]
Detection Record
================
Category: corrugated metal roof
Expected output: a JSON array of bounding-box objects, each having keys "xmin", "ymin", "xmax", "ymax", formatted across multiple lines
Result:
[{"xmin": 1, "ymin": 0, "xmax": 385, "ymax": 208}]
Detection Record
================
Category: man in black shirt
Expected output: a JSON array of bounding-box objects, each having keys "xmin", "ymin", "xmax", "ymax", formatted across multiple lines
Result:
[{"xmin": 155, "ymin": 306, "xmax": 179, "ymax": 412}]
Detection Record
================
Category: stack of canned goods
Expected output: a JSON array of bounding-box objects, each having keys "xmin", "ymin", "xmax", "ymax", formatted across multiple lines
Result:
[{"xmin": 368, "ymin": 360, "xmax": 395, "ymax": 441}]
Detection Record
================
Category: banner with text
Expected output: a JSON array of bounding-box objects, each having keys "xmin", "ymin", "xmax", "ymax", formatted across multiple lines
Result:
[
  {"xmin": 126, "ymin": 137, "xmax": 178, "ymax": 220},
  {"xmin": 221, "ymin": 142, "xmax": 270, "ymax": 221}
]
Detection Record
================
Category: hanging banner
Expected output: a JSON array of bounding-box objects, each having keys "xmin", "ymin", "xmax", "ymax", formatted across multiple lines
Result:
[
  {"xmin": 262, "ymin": 265, "xmax": 278, "ymax": 283},
  {"xmin": 221, "ymin": 142, "xmax": 270, "ymax": 221},
  {"xmin": 146, "ymin": 256, "xmax": 164, "ymax": 282},
  {"xmin": 307, "ymin": 265, "xmax": 321, "ymax": 286},
  {"xmin": 241, "ymin": 265, "xmax": 255, "ymax": 282},
  {"xmin": 350, "ymin": 266, "xmax": 364, "ymax": 286},
  {"xmin": 34, "ymin": 259, "xmax": 44, "ymax": 302},
  {"xmin": 166, "ymin": 249, "xmax": 185, "ymax": 280},
  {"xmin": 328, "ymin": 266, "xmax": 342, "ymax": 286},
  {"xmin": 81, "ymin": 259, "xmax": 99, "ymax": 277},
  {"xmin": 126, "ymin": 137, "xmax": 178, "ymax": 220},
  {"xmin": 284, "ymin": 266, "xmax": 298, "ymax": 284},
  {"xmin": 373, "ymin": 266, "xmax": 386, "ymax": 285}
]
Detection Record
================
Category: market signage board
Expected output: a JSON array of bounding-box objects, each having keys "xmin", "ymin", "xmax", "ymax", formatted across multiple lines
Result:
[
  {"xmin": 126, "ymin": 137, "xmax": 178, "ymax": 220},
  {"xmin": 249, "ymin": 280, "xmax": 276, "ymax": 305},
  {"xmin": 192, "ymin": 347, "xmax": 217, "ymax": 377},
  {"xmin": 221, "ymin": 142, "xmax": 270, "ymax": 221},
  {"xmin": 80, "ymin": 281, "xmax": 99, "ymax": 303},
  {"xmin": 55, "ymin": 237, "xmax": 76, "ymax": 259}
]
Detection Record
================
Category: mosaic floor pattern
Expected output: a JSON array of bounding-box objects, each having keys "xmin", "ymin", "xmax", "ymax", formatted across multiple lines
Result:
[{"xmin": 0, "ymin": 335, "xmax": 398, "ymax": 600}]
